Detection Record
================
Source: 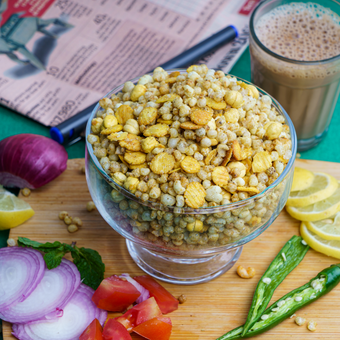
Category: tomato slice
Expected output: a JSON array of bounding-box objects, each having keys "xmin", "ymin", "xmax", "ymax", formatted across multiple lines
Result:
[
  {"xmin": 133, "ymin": 275, "xmax": 178, "ymax": 314},
  {"xmin": 102, "ymin": 319, "xmax": 132, "ymax": 340},
  {"xmin": 92, "ymin": 275, "xmax": 141, "ymax": 312},
  {"xmin": 79, "ymin": 318, "xmax": 103, "ymax": 340},
  {"xmin": 133, "ymin": 316, "xmax": 172, "ymax": 340},
  {"xmin": 115, "ymin": 297, "xmax": 162, "ymax": 332}
]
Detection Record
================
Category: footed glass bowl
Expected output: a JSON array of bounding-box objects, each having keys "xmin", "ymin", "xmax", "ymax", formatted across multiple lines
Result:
[{"xmin": 85, "ymin": 71, "xmax": 297, "ymax": 285}]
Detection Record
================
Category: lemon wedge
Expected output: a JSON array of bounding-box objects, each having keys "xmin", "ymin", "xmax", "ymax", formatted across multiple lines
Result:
[
  {"xmin": 301, "ymin": 222, "xmax": 340, "ymax": 259},
  {"xmin": 287, "ymin": 172, "xmax": 338, "ymax": 207},
  {"xmin": 286, "ymin": 181, "xmax": 340, "ymax": 222},
  {"xmin": 0, "ymin": 186, "xmax": 35, "ymax": 230},
  {"xmin": 305, "ymin": 212, "xmax": 340, "ymax": 240},
  {"xmin": 291, "ymin": 167, "xmax": 315, "ymax": 192}
]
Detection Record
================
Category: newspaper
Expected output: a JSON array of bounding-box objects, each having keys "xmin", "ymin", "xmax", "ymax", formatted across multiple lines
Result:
[{"xmin": 0, "ymin": 0, "xmax": 259, "ymax": 126}]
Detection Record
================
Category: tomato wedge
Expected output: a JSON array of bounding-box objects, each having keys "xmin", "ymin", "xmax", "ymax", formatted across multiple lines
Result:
[
  {"xmin": 133, "ymin": 316, "xmax": 172, "ymax": 340},
  {"xmin": 133, "ymin": 275, "xmax": 178, "ymax": 314},
  {"xmin": 92, "ymin": 275, "xmax": 141, "ymax": 312},
  {"xmin": 79, "ymin": 319, "xmax": 103, "ymax": 340},
  {"xmin": 116, "ymin": 297, "xmax": 162, "ymax": 332},
  {"xmin": 102, "ymin": 319, "xmax": 132, "ymax": 340}
]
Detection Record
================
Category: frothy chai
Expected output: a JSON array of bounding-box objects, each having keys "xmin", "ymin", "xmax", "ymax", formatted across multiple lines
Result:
[
  {"xmin": 256, "ymin": 3, "xmax": 340, "ymax": 61},
  {"xmin": 250, "ymin": 2, "xmax": 340, "ymax": 149}
]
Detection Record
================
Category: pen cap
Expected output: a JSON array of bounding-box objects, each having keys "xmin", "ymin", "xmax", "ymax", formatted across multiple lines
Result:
[{"xmin": 50, "ymin": 103, "xmax": 97, "ymax": 145}]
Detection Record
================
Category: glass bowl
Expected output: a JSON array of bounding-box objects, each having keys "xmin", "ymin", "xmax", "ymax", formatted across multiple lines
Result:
[{"xmin": 85, "ymin": 70, "xmax": 297, "ymax": 285}]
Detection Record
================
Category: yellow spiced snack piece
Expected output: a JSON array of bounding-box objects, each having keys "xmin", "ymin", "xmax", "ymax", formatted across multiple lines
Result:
[
  {"xmin": 103, "ymin": 115, "xmax": 118, "ymax": 128},
  {"xmin": 124, "ymin": 177, "xmax": 139, "ymax": 193},
  {"xmin": 138, "ymin": 107, "xmax": 158, "ymax": 125},
  {"xmin": 241, "ymin": 83, "xmax": 259, "ymax": 99},
  {"xmin": 150, "ymin": 152, "xmax": 175, "ymax": 174},
  {"xmin": 184, "ymin": 182, "xmax": 206, "ymax": 209},
  {"xmin": 156, "ymin": 93, "xmax": 179, "ymax": 103},
  {"xmin": 224, "ymin": 108, "xmax": 239, "ymax": 123},
  {"xmin": 108, "ymin": 131, "xmax": 128, "ymax": 141},
  {"xmin": 265, "ymin": 122, "xmax": 283, "ymax": 140},
  {"xmin": 143, "ymin": 124, "xmax": 169, "ymax": 137},
  {"xmin": 190, "ymin": 107, "xmax": 213, "ymax": 125},
  {"xmin": 130, "ymin": 84, "xmax": 147, "ymax": 101},
  {"xmin": 212, "ymin": 167, "xmax": 230, "ymax": 187},
  {"xmin": 101, "ymin": 125, "xmax": 123, "ymax": 135},
  {"xmin": 205, "ymin": 97, "xmax": 227, "ymax": 110},
  {"xmin": 237, "ymin": 186, "xmax": 260, "ymax": 195},
  {"xmin": 205, "ymin": 149, "xmax": 217, "ymax": 165},
  {"xmin": 180, "ymin": 121, "xmax": 201, "ymax": 130},
  {"xmin": 141, "ymin": 137, "xmax": 159, "ymax": 153},
  {"xmin": 119, "ymin": 134, "xmax": 141, "ymax": 151},
  {"xmin": 180, "ymin": 156, "xmax": 200, "ymax": 173},
  {"xmin": 124, "ymin": 152, "xmax": 146, "ymax": 165},
  {"xmin": 232, "ymin": 140, "xmax": 243, "ymax": 161},
  {"xmin": 252, "ymin": 151, "xmax": 272, "ymax": 172},
  {"xmin": 115, "ymin": 105, "xmax": 134, "ymax": 125},
  {"xmin": 224, "ymin": 90, "xmax": 244, "ymax": 108},
  {"xmin": 221, "ymin": 148, "xmax": 233, "ymax": 166}
]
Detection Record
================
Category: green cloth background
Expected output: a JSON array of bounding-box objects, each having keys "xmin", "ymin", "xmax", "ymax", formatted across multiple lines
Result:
[{"xmin": 0, "ymin": 47, "xmax": 339, "ymax": 336}]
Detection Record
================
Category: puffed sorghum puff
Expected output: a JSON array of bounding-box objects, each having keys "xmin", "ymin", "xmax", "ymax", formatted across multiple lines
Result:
[{"xmin": 88, "ymin": 65, "xmax": 292, "ymax": 209}]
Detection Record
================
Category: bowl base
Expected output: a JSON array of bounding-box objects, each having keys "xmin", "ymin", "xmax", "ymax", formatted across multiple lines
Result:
[{"xmin": 126, "ymin": 240, "xmax": 242, "ymax": 285}]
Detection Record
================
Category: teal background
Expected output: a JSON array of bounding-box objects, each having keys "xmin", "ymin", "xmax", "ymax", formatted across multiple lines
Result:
[{"xmin": 0, "ymin": 47, "xmax": 340, "ymax": 337}]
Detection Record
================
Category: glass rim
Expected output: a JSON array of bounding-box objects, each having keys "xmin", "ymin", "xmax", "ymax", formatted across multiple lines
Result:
[
  {"xmin": 249, "ymin": 0, "xmax": 340, "ymax": 65},
  {"xmin": 86, "ymin": 69, "xmax": 297, "ymax": 214}
]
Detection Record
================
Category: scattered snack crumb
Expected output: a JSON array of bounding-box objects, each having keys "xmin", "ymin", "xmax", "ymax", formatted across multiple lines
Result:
[
  {"xmin": 59, "ymin": 211, "xmax": 69, "ymax": 220},
  {"xmin": 80, "ymin": 165, "xmax": 86, "ymax": 174},
  {"xmin": 307, "ymin": 320, "xmax": 317, "ymax": 332},
  {"xmin": 67, "ymin": 224, "xmax": 78, "ymax": 233},
  {"xmin": 178, "ymin": 294, "xmax": 187, "ymax": 304},
  {"xmin": 64, "ymin": 215, "xmax": 73, "ymax": 225},
  {"xmin": 237, "ymin": 265, "xmax": 256, "ymax": 279},
  {"xmin": 295, "ymin": 316, "xmax": 306, "ymax": 326},
  {"xmin": 72, "ymin": 217, "xmax": 83, "ymax": 227},
  {"xmin": 87, "ymin": 201, "xmax": 96, "ymax": 212},
  {"xmin": 290, "ymin": 314, "xmax": 296, "ymax": 319},
  {"xmin": 21, "ymin": 188, "xmax": 31, "ymax": 197},
  {"xmin": 7, "ymin": 238, "xmax": 16, "ymax": 247}
]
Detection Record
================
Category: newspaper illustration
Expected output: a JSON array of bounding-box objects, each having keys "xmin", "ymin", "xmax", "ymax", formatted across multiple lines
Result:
[{"xmin": 0, "ymin": 0, "xmax": 260, "ymax": 126}]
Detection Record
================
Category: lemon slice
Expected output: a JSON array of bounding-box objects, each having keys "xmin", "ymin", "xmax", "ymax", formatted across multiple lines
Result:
[
  {"xmin": 286, "ymin": 181, "xmax": 340, "ymax": 222},
  {"xmin": 291, "ymin": 167, "xmax": 315, "ymax": 192},
  {"xmin": 287, "ymin": 172, "xmax": 338, "ymax": 207},
  {"xmin": 305, "ymin": 212, "xmax": 340, "ymax": 240},
  {"xmin": 0, "ymin": 186, "xmax": 35, "ymax": 230},
  {"xmin": 301, "ymin": 222, "xmax": 340, "ymax": 259}
]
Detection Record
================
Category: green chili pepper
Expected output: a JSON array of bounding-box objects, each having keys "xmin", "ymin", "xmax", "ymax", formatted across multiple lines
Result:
[
  {"xmin": 242, "ymin": 235, "xmax": 309, "ymax": 335},
  {"xmin": 218, "ymin": 264, "xmax": 340, "ymax": 340}
]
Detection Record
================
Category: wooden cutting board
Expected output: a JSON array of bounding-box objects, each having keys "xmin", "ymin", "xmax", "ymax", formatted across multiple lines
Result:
[{"xmin": 3, "ymin": 158, "xmax": 340, "ymax": 340}]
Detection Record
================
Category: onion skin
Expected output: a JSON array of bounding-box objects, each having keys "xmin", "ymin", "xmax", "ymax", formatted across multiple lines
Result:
[{"xmin": 0, "ymin": 134, "xmax": 68, "ymax": 189}]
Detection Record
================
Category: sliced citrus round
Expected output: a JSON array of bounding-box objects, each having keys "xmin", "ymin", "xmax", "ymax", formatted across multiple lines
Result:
[
  {"xmin": 287, "ymin": 172, "xmax": 338, "ymax": 207},
  {"xmin": 0, "ymin": 186, "xmax": 35, "ymax": 230},
  {"xmin": 286, "ymin": 181, "xmax": 340, "ymax": 222},
  {"xmin": 300, "ymin": 222, "xmax": 340, "ymax": 259},
  {"xmin": 305, "ymin": 212, "xmax": 340, "ymax": 240},
  {"xmin": 291, "ymin": 167, "xmax": 315, "ymax": 192}
]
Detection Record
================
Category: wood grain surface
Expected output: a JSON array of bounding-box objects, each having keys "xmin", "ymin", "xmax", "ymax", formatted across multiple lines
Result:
[{"xmin": 3, "ymin": 158, "xmax": 340, "ymax": 340}]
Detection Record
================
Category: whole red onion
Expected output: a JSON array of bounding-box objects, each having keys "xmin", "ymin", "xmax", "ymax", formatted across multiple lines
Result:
[{"xmin": 0, "ymin": 134, "xmax": 68, "ymax": 189}]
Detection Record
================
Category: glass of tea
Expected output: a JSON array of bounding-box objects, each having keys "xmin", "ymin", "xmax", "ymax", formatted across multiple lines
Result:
[{"xmin": 249, "ymin": 0, "xmax": 340, "ymax": 151}]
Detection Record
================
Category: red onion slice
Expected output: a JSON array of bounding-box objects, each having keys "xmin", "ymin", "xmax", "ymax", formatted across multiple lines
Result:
[
  {"xmin": 0, "ymin": 247, "xmax": 45, "ymax": 310},
  {"xmin": 0, "ymin": 259, "xmax": 80, "ymax": 323},
  {"xmin": 12, "ymin": 284, "xmax": 108, "ymax": 340},
  {"xmin": 120, "ymin": 273, "xmax": 150, "ymax": 304}
]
